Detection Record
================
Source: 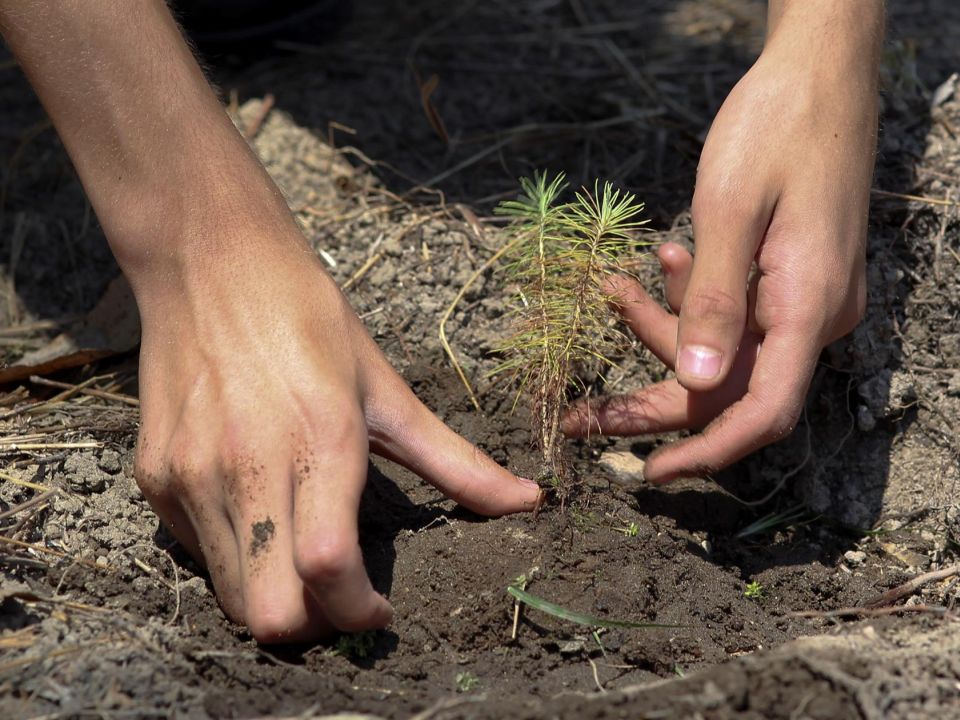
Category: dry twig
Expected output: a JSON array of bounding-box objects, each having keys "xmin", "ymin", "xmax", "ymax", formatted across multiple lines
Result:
[
  {"xmin": 792, "ymin": 604, "xmax": 956, "ymax": 620},
  {"xmin": 29, "ymin": 375, "xmax": 139, "ymax": 406},
  {"xmin": 244, "ymin": 94, "xmax": 275, "ymax": 139},
  {"xmin": 0, "ymin": 488, "xmax": 57, "ymax": 521},
  {"xmin": 864, "ymin": 564, "xmax": 960, "ymax": 609},
  {"xmin": 0, "ymin": 535, "xmax": 113, "ymax": 571},
  {"xmin": 871, "ymin": 187, "xmax": 960, "ymax": 207},
  {"xmin": 341, "ymin": 251, "xmax": 384, "ymax": 291}
]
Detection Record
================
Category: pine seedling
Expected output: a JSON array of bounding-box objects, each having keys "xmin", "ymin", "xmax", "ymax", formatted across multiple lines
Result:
[{"xmin": 493, "ymin": 171, "xmax": 649, "ymax": 489}]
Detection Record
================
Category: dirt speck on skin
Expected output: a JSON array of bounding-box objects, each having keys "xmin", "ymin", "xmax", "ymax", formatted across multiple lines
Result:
[{"xmin": 249, "ymin": 517, "xmax": 276, "ymax": 558}]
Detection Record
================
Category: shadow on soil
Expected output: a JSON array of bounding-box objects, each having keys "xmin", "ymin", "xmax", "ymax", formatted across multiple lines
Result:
[
  {"xmin": 2, "ymin": 0, "xmax": 958, "ymax": 687},
  {"xmin": 184, "ymin": 0, "xmax": 960, "ymax": 551},
  {"xmin": 4, "ymin": 0, "xmax": 954, "ymax": 583}
]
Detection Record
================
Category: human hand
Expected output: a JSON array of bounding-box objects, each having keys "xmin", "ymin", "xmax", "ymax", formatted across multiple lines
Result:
[
  {"xmin": 563, "ymin": 1, "xmax": 882, "ymax": 483},
  {"xmin": 134, "ymin": 237, "xmax": 540, "ymax": 643},
  {"xmin": 0, "ymin": 0, "xmax": 539, "ymax": 645}
]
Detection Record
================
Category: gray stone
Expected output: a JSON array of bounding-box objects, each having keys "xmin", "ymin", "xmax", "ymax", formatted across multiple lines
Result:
[
  {"xmin": 843, "ymin": 550, "xmax": 867, "ymax": 566},
  {"xmin": 558, "ymin": 640, "xmax": 585, "ymax": 655},
  {"xmin": 599, "ymin": 451, "xmax": 646, "ymax": 489}
]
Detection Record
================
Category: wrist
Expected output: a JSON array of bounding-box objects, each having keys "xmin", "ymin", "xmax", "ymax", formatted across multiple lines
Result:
[
  {"xmin": 107, "ymin": 148, "xmax": 300, "ymax": 286},
  {"xmin": 129, "ymin": 216, "xmax": 328, "ymax": 348},
  {"xmin": 765, "ymin": 0, "xmax": 885, "ymax": 73}
]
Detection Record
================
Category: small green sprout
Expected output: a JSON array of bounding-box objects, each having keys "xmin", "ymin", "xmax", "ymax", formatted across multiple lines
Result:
[
  {"xmin": 455, "ymin": 671, "xmax": 480, "ymax": 693},
  {"xmin": 614, "ymin": 521, "xmax": 640, "ymax": 537},
  {"xmin": 335, "ymin": 631, "xmax": 376, "ymax": 659},
  {"xmin": 736, "ymin": 504, "xmax": 812, "ymax": 539},
  {"xmin": 744, "ymin": 581, "xmax": 764, "ymax": 601},
  {"xmin": 571, "ymin": 509, "xmax": 600, "ymax": 533}
]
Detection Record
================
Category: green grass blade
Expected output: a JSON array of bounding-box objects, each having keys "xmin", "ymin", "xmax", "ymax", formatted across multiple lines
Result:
[
  {"xmin": 507, "ymin": 585, "xmax": 678, "ymax": 630},
  {"xmin": 735, "ymin": 504, "xmax": 811, "ymax": 539}
]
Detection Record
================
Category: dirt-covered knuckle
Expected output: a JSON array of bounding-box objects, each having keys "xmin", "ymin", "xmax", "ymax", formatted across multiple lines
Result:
[
  {"xmin": 165, "ymin": 463, "xmax": 200, "ymax": 497},
  {"xmin": 293, "ymin": 534, "xmax": 356, "ymax": 588},
  {"xmin": 682, "ymin": 286, "xmax": 744, "ymax": 331},
  {"xmin": 164, "ymin": 443, "xmax": 218, "ymax": 503}
]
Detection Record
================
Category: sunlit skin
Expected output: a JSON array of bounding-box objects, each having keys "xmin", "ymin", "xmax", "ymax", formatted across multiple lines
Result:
[
  {"xmin": 0, "ymin": 0, "xmax": 539, "ymax": 644},
  {"xmin": 564, "ymin": 1, "xmax": 883, "ymax": 484},
  {"xmin": 0, "ymin": 0, "xmax": 883, "ymax": 642}
]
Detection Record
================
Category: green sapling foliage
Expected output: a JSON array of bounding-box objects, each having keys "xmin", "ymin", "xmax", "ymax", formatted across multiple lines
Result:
[{"xmin": 493, "ymin": 171, "xmax": 650, "ymax": 487}]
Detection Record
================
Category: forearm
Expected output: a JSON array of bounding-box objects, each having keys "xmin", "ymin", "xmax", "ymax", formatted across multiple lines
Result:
[
  {"xmin": 766, "ymin": 0, "xmax": 885, "ymax": 67},
  {"xmin": 0, "ymin": 1, "xmax": 295, "ymax": 286}
]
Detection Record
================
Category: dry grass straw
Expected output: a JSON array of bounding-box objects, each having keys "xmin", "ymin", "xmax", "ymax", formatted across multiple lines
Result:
[
  {"xmin": 0, "ymin": 535, "xmax": 112, "ymax": 571},
  {"xmin": 438, "ymin": 236, "xmax": 521, "ymax": 412}
]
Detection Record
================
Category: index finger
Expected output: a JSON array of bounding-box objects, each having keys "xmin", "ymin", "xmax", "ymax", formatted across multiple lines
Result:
[{"xmin": 641, "ymin": 327, "xmax": 819, "ymax": 485}]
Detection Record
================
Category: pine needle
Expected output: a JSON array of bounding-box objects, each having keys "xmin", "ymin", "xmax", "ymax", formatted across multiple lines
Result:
[{"xmin": 492, "ymin": 171, "xmax": 652, "ymax": 484}]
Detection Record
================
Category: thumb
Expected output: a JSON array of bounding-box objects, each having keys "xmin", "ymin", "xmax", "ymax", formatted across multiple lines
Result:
[
  {"xmin": 367, "ymin": 380, "xmax": 541, "ymax": 516},
  {"xmin": 676, "ymin": 199, "xmax": 765, "ymax": 390}
]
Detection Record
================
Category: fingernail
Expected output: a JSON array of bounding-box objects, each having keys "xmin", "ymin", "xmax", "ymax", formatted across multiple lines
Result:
[
  {"xmin": 678, "ymin": 345, "xmax": 722, "ymax": 379},
  {"xmin": 517, "ymin": 476, "xmax": 540, "ymax": 490}
]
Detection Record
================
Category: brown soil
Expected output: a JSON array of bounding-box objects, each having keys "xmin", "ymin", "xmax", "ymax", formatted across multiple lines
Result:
[{"xmin": 2, "ymin": 2, "xmax": 960, "ymax": 719}]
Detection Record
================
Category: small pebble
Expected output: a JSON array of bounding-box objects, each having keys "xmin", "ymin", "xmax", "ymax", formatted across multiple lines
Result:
[
  {"xmin": 856, "ymin": 405, "xmax": 876, "ymax": 432},
  {"xmin": 843, "ymin": 550, "xmax": 867, "ymax": 566},
  {"xmin": 180, "ymin": 577, "xmax": 208, "ymax": 596},
  {"xmin": 558, "ymin": 640, "xmax": 585, "ymax": 655},
  {"xmin": 598, "ymin": 451, "xmax": 646, "ymax": 489}
]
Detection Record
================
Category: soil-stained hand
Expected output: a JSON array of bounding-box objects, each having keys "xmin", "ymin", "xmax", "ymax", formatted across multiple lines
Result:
[
  {"xmin": 0, "ymin": 0, "xmax": 536, "ymax": 647},
  {"xmin": 562, "ymin": 3, "xmax": 882, "ymax": 483},
  {"xmin": 134, "ymin": 242, "xmax": 540, "ymax": 643}
]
